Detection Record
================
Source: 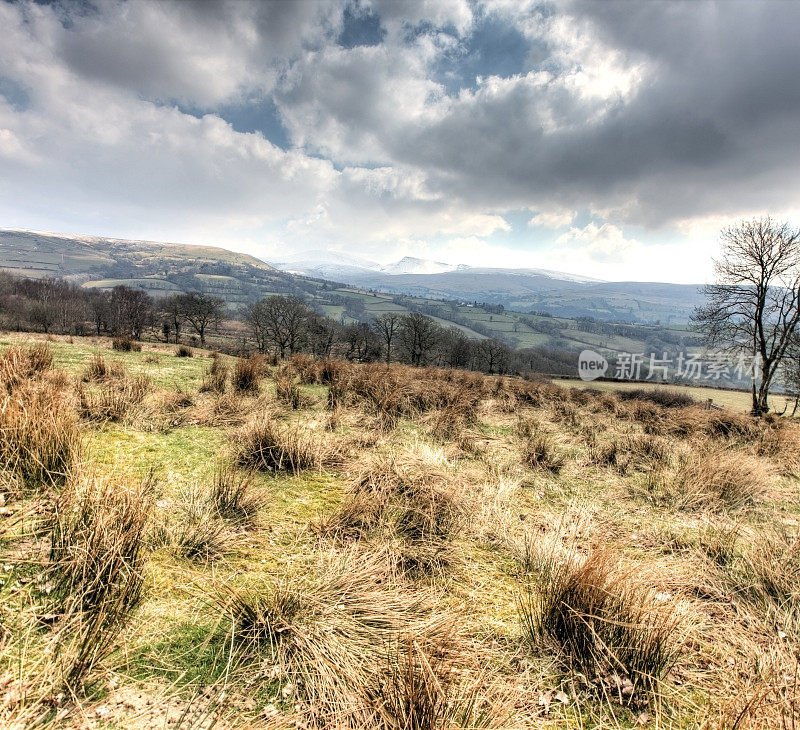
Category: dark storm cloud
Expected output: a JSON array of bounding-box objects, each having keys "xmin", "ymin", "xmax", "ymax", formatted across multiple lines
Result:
[
  {"xmin": 273, "ymin": 0, "xmax": 800, "ymax": 225},
  {"xmin": 1, "ymin": 0, "xmax": 799, "ymax": 273},
  {"xmin": 54, "ymin": 0, "xmax": 346, "ymax": 106}
]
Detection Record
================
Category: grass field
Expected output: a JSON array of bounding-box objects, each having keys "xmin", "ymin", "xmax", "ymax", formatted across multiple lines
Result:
[
  {"xmin": 553, "ymin": 377, "xmax": 794, "ymax": 413},
  {"xmin": 1, "ymin": 334, "xmax": 798, "ymax": 728}
]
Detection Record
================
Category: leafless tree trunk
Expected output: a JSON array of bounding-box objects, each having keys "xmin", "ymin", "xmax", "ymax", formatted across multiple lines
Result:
[
  {"xmin": 173, "ymin": 291, "xmax": 225, "ymax": 347},
  {"xmin": 372, "ymin": 312, "xmax": 402, "ymax": 363},
  {"xmin": 693, "ymin": 217, "xmax": 800, "ymax": 415},
  {"xmin": 398, "ymin": 313, "xmax": 440, "ymax": 367},
  {"xmin": 783, "ymin": 332, "xmax": 800, "ymax": 417},
  {"xmin": 244, "ymin": 295, "xmax": 312, "ymax": 359}
]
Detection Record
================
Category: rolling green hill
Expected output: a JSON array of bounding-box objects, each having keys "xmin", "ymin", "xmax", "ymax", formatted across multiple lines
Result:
[{"xmin": 0, "ymin": 229, "xmax": 702, "ymax": 357}]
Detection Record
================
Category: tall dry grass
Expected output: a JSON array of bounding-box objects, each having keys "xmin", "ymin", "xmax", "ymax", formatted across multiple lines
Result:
[
  {"xmin": 0, "ymin": 381, "xmax": 82, "ymax": 493},
  {"xmin": 199, "ymin": 353, "xmax": 228, "ymax": 394},
  {"xmin": 47, "ymin": 471, "xmax": 152, "ymax": 686},
  {"xmin": 366, "ymin": 628, "xmax": 509, "ymax": 730},
  {"xmin": 0, "ymin": 343, "xmax": 53, "ymax": 391},
  {"xmin": 669, "ymin": 449, "xmax": 767, "ymax": 511},
  {"xmin": 77, "ymin": 373, "xmax": 150, "ymax": 422},
  {"xmin": 518, "ymin": 546, "xmax": 680, "ymax": 700},
  {"xmin": 235, "ymin": 413, "xmax": 328, "ymax": 473},
  {"xmin": 316, "ymin": 451, "xmax": 468, "ymax": 574},
  {"xmin": 518, "ymin": 421, "xmax": 566, "ymax": 473},
  {"xmin": 208, "ymin": 460, "xmax": 265, "ymax": 524},
  {"xmin": 275, "ymin": 369, "xmax": 303, "ymax": 409},
  {"xmin": 232, "ymin": 355, "xmax": 264, "ymax": 394},
  {"xmin": 211, "ymin": 549, "xmax": 454, "ymax": 728}
]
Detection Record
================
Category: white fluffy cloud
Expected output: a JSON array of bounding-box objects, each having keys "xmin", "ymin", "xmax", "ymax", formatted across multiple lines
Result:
[{"xmin": 1, "ymin": 0, "xmax": 799, "ymax": 282}]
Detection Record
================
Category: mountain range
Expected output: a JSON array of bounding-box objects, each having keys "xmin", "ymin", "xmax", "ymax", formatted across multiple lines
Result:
[
  {"xmin": 0, "ymin": 229, "xmax": 703, "ymax": 342},
  {"xmin": 270, "ymin": 251, "xmax": 702, "ymax": 324}
]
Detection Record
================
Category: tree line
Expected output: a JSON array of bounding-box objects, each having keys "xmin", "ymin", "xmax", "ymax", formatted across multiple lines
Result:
[
  {"xmin": 0, "ymin": 272, "xmax": 582, "ymax": 376},
  {"xmin": 693, "ymin": 217, "xmax": 800, "ymax": 415}
]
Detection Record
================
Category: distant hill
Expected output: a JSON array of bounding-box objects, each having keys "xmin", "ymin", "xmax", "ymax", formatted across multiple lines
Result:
[
  {"xmin": 271, "ymin": 260, "xmax": 703, "ymax": 325},
  {"xmin": 0, "ymin": 229, "xmax": 307, "ymax": 307},
  {"xmin": 0, "ymin": 229, "xmax": 703, "ymax": 356},
  {"xmin": 380, "ymin": 256, "xmax": 464, "ymax": 275}
]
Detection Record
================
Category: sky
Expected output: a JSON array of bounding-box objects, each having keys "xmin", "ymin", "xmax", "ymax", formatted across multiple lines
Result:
[{"xmin": 1, "ymin": 0, "xmax": 799, "ymax": 284}]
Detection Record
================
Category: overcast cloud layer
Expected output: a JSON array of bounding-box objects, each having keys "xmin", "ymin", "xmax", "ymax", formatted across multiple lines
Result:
[{"xmin": 1, "ymin": 0, "xmax": 799, "ymax": 283}]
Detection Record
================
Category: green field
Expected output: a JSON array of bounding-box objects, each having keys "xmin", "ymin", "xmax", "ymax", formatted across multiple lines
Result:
[
  {"xmin": 553, "ymin": 377, "xmax": 793, "ymax": 413},
  {"xmin": 1, "ymin": 335, "xmax": 799, "ymax": 727},
  {"xmin": 0, "ymin": 230, "xmax": 705, "ymax": 355}
]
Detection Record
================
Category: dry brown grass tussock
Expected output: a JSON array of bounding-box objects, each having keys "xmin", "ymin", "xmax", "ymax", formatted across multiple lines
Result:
[
  {"xmin": 668, "ymin": 449, "xmax": 769, "ymax": 511},
  {"xmin": 316, "ymin": 451, "xmax": 470, "ymax": 575},
  {"xmin": 47, "ymin": 471, "xmax": 153, "ymax": 686},
  {"xmin": 0, "ymin": 343, "xmax": 53, "ymax": 392},
  {"xmin": 518, "ymin": 545, "xmax": 682, "ymax": 701},
  {"xmin": 77, "ymin": 373, "xmax": 150, "ymax": 422},
  {"xmin": 209, "ymin": 549, "xmax": 468, "ymax": 729},
  {"xmin": 235, "ymin": 412, "xmax": 332, "ymax": 474},
  {"xmin": 0, "ymin": 380, "xmax": 82, "ymax": 493}
]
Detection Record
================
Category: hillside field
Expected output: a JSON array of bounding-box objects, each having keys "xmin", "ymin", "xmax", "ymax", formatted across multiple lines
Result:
[
  {"xmin": 553, "ymin": 378, "xmax": 794, "ymax": 414},
  {"xmin": 0, "ymin": 230, "xmax": 701, "ymax": 356},
  {"xmin": 1, "ymin": 334, "xmax": 798, "ymax": 728}
]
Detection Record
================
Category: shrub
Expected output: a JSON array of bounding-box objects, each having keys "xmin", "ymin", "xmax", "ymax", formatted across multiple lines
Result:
[
  {"xmin": 48, "ymin": 472, "xmax": 152, "ymax": 686},
  {"xmin": 0, "ymin": 382, "xmax": 82, "ymax": 492},
  {"xmin": 0, "ymin": 343, "xmax": 53, "ymax": 391},
  {"xmin": 518, "ymin": 547, "xmax": 680, "ymax": 698},
  {"xmin": 235, "ymin": 413, "xmax": 325, "ymax": 473},
  {"xmin": 112, "ymin": 337, "xmax": 141, "ymax": 352},
  {"xmin": 522, "ymin": 430, "xmax": 565, "ymax": 473},
  {"xmin": 176, "ymin": 345, "xmax": 193, "ymax": 358},
  {"xmin": 208, "ymin": 461, "xmax": 265, "ymax": 524},
  {"xmin": 232, "ymin": 356, "xmax": 262, "ymax": 394}
]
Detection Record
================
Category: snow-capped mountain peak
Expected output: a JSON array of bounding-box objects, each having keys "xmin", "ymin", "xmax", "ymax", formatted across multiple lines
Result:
[{"xmin": 380, "ymin": 256, "xmax": 460, "ymax": 275}]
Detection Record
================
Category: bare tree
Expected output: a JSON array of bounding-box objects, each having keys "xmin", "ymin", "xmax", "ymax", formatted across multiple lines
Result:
[
  {"xmin": 693, "ymin": 217, "xmax": 800, "ymax": 415},
  {"xmin": 307, "ymin": 314, "xmax": 337, "ymax": 357},
  {"xmin": 475, "ymin": 338, "xmax": 511, "ymax": 375},
  {"xmin": 781, "ymin": 333, "xmax": 800, "ymax": 417},
  {"xmin": 174, "ymin": 291, "xmax": 225, "ymax": 347},
  {"xmin": 397, "ymin": 313, "xmax": 441, "ymax": 367},
  {"xmin": 90, "ymin": 290, "xmax": 112, "ymax": 335},
  {"xmin": 344, "ymin": 322, "xmax": 382, "ymax": 362},
  {"xmin": 161, "ymin": 294, "xmax": 185, "ymax": 343},
  {"xmin": 371, "ymin": 312, "xmax": 402, "ymax": 362},
  {"xmin": 245, "ymin": 295, "xmax": 312, "ymax": 358},
  {"xmin": 109, "ymin": 286, "xmax": 154, "ymax": 340}
]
